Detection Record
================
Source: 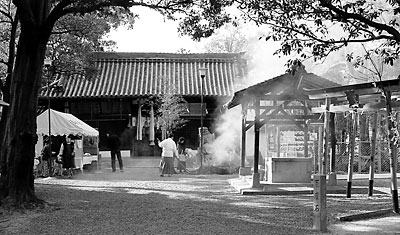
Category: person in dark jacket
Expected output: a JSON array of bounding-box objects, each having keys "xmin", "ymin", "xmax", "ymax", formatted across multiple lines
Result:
[
  {"xmin": 58, "ymin": 135, "xmax": 75, "ymax": 178},
  {"xmin": 107, "ymin": 132, "xmax": 123, "ymax": 172},
  {"xmin": 176, "ymin": 137, "xmax": 188, "ymax": 173}
]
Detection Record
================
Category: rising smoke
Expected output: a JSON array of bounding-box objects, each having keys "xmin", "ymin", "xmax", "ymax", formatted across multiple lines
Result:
[{"xmin": 207, "ymin": 31, "xmax": 290, "ymax": 168}]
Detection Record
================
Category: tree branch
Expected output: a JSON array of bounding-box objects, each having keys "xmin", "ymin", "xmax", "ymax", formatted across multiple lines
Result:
[
  {"xmin": 320, "ymin": 0, "xmax": 400, "ymax": 41},
  {"xmin": 0, "ymin": 59, "xmax": 10, "ymax": 66},
  {"xmin": 0, "ymin": 8, "xmax": 13, "ymax": 21},
  {"xmin": 12, "ymin": 0, "xmax": 34, "ymax": 26},
  {"xmin": 267, "ymin": 20, "xmax": 394, "ymax": 45}
]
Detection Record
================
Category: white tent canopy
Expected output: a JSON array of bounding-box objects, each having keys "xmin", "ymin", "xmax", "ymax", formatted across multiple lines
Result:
[{"xmin": 37, "ymin": 109, "xmax": 98, "ymax": 137}]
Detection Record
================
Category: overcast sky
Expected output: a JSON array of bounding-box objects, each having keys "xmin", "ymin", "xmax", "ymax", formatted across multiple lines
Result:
[
  {"xmin": 107, "ymin": 7, "xmax": 203, "ymax": 53},
  {"xmin": 107, "ymin": 7, "xmax": 333, "ymax": 83}
]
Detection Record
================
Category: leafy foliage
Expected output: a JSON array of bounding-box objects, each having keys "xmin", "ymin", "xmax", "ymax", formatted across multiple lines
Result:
[
  {"xmin": 153, "ymin": 77, "xmax": 188, "ymax": 134},
  {"xmin": 47, "ymin": 14, "xmax": 131, "ymax": 72},
  {"xmin": 235, "ymin": 0, "xmax": 400, "ymax": 70}
]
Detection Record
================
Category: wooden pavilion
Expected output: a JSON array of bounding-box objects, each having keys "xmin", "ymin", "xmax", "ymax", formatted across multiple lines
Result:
[
  {"xmin": 227, "ymin": 64, "xmax": 340, "ymax": 187},
  {"xmin": 304, "ymin": 78, "xmax": 400, "ymax": 212}
]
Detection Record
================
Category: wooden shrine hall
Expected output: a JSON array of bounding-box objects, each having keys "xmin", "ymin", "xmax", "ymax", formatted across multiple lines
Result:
[{"xmin": 226, "ymin": 64, "xmax": 340, "ymax": 187}]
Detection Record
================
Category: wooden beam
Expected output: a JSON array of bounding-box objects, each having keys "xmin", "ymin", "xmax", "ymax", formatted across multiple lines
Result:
[
  {"xmin": 308, "ymin": 91, "xmax": 346, "ymax": 100},
  {"xmin": 277, "ymin": 108, "xmax": 305, "ymax": 129},
  {"xmin": 261, "ymin": 114, "xmax": 320, "ymax": 120},
  {"xmin": 306, "ymin": 79, "xmax": 400, "ymax": 100},
  {"xmin": 259, "ymin": 94, "xmax": 310, "ymax": 101},
  {"xmin": 249, "ymin": 105, "xmax": 310, "ymax": 110},
  {"xmin": 311, "ymin": 100, "xmax": 400, "ymax": 113},
  {"xmin": 245, "ymin": 102, "xmax": 288, "ymax": 131}
]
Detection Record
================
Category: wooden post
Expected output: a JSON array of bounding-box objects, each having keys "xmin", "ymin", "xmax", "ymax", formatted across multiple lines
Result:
[
  {"xmin": 384, "ymin": 90, "xmax": 399, "ymax": 213},
  {"xmin": 252, "ymin": 98, "xmax": 261, "ymax": 187},
  {"xmin": 276, "ymin": 126, "xmax": 281, "ymax": 158},
  {"xmin": 377, "ymin": 113, "xmax": 382, "ymax": 173},
  {"xmin": 304, "ymin": 102, "xmax": 309, "ymax": 158},
  {"xmin": 304, "ymin": 124, "xmax": 309, "ymax": 158},
  {"xmin": 314, "ymin": 137, "xmax": 319, "ymax": 174},
  {"xmin": 313, "ymin": 174, "xmax": 327, "ymax": 231},
  {"xmin": 318, "ymin": 125, "xmax": 323, "ymax": 173},
  {"xmin": 369, "ymin": 112, "xmax": 378, "ymax": 196},
  {"xmin": 137, "ymin": 104, "xmax": 143, "ymax": 140},
  {"xmin": 149, "ymin": 103, "xmax": 155, "ymax": 146},
  {"xmin": 329, "ymin": 112, "xmax": 337, "ymax": 185},
  {"xmin": 239, "ymin": 104, "xmax": 249, "ymax": 176},
  {"xmin": 347, "ymin": 111, "xmax": 357, "ymax": 198},
  {"xmin": 323, "ymin": 98, "xmax": 330, "ymax": 175},
  {"xmin": 241, "ymin": 105, "xmax": 247, "ymax": 168}
]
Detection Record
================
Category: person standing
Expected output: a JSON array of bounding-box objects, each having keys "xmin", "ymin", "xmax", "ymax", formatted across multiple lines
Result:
[
  {"xmin": 58, "ymin": 135, "xmax": 75, "ymax": 178},
  {"xmin": 158, "ymin": 133, "xmax": 178, "ymax": 177},
  {"xmin": 40, "ymin": 137, "xmax": 51, "ymax": 177},
  {"xmin": 176, "ymin": 137, "xmax": 188, "ymax": 173},
  {"xmin": 107, "ymin": 132, "xmax": 123, "ymax": 172}
]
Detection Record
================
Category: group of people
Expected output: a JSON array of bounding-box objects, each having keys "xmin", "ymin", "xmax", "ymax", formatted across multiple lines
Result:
[
  {"xmin": 37, "ymin": 135, "xmax": 76, "ymax": 178},
  {"xmin": 36, "ymin": 132, "xmax": 188, "ymax": 178},
  {"xmin": 158, "ymin": 133, "xmax": 188, "ymax": 177},
  {"xmin": 105, "ymin": 131, "xmax": 187, "ymax": 176}
]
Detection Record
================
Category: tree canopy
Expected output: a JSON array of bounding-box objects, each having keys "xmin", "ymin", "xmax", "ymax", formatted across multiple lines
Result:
[{"xmin": 234, "ymin": 0, "xmax": 400, "ymax": 72}]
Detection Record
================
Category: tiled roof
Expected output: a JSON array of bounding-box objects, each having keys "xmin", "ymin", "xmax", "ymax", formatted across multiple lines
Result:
[
  {"xmin": 227, "ymin": 65, "xmax": 341, "ymax": 108},
  {"xmin": 42, "ymin": 52, "xmax": 247, "ymax": 99}
]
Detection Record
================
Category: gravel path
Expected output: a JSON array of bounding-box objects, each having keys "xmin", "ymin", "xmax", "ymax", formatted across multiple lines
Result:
[{"xmin": 0, "ymin": 166, "xmax": 398, "ymax": 235}]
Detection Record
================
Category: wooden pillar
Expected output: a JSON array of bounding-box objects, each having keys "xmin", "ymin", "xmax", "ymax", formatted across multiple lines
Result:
[
  {"xmin": 323, "ymin": 98, "xmax": 330, "ymax": 175},
  {"xmin": 318, "ymin": 125, "xmax": 323, "ymax": 173},
  {"xmin": 304, "ymin": 125, "xmax": 309, "ymax": 158},
  {"xmin": 329, "ymin": 112, "xmax": 337, "ymax": 185},
  {"xmin": 252, "ymin": 98, "xmax": 261, "ymax": 187},
  {"xmin": 347, "ymin": 111, "xmax": 357, "ymax": 198},
  {"xmin": 368, "ymin": 112, "xmax": 378, "ymax": 196},
  {"xmin": 239, "ymin": 104, "xmax": 250, "ymax": 176},
  {"xmin": 276, "ymin": 126, "xmax": 281, "ymax": 158},
  {"xmin": 377, "ymin": 113, "xmax": 382, "ymax": 173},
  {"xmin": 241, "ymin": 105, "xmax": 247, "ymax": 168},
  {"xmin": 137, "ymin": 104, "xmax": 143, "ymax": 140},
  {"xmin": 303, "ymin": 102, "xmax": 309, "ymax": 158},
  {"xmin": 384, "ymin": 90, "xmax": 399, "ymax": 213},
  {"xmin": 313, "ymin": 174, "xmax": 327, "ymax": 231},
  {"xmin": 149, "ymin": 103, "xmax": 155, "ymax": 146}
]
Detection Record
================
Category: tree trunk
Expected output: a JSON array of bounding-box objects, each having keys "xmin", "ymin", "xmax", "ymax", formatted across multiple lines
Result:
[
  {"xmin": 0, "ymin": 6, "xmax": 50, "ymax": 206},
  {"xmin": 0, "ymin": 14, "xmax": 18, "ymax": 202}
]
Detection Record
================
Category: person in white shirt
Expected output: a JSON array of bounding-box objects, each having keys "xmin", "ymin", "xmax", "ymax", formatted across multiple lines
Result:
[{"xmin": 158, "ymin": 133, "xmax": 178, "ymax": 177}]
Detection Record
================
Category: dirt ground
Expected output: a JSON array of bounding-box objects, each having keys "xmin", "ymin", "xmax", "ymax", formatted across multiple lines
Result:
[{"xmin": 0, "ymin": 165, "xmax": 399, "ymax": 235}]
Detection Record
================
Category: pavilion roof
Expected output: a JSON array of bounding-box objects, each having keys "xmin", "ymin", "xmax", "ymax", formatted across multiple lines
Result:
[
  {"xmin": 40, "ymin": 52, "xmax": 247, "ymax": 99},
  {"xmin": 227, "ymin": 65, "xmax": 340, "ymax": 109}
]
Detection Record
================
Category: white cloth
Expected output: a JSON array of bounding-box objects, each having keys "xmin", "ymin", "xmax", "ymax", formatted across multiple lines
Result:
[{"xmin": 158, "ymin": 138, "xmax": 178, "ymax": 158}]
